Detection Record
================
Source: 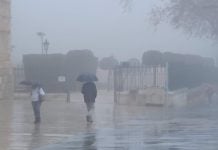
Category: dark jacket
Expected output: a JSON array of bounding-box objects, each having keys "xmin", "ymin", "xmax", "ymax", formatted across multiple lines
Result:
[{"xmin": 81, "ymin": 82, "xmax": 97, "ymax": 103}]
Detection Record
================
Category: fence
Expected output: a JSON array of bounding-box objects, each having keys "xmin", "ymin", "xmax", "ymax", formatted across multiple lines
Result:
[{"xmin": 113, "ymin": 65, "xmax": 168, "ymax": 104}]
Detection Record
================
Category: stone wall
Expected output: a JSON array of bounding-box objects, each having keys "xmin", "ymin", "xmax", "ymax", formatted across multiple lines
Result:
[{"xmin": 0, "ymin": 0, "xmax": 13, "ymax": 99}]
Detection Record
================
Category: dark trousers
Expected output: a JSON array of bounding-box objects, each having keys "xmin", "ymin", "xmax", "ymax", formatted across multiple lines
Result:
[
  {"xmin": 86, "ymin": 102, "xmax": 95, "ymax": 112},
  {"xmin": 32, "ymin": 101, "xmax": 41, "ymax": 122},
  {"xmin": 85, "ymin": 102, "xmax": 95, "ymax": 122}
]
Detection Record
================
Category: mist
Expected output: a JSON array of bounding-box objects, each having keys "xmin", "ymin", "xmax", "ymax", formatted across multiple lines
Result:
[
  {"xmin": 11, "ymin": 0, "xmax": 216, "ymax": 64},
  {"xmin": 1, "ymin": 0, "xmax": 218, "ymax": 149}
]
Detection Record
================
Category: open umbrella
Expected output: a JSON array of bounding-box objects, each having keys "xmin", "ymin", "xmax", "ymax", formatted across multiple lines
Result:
[{"xmin": 77, "ymin": 73, "xmax": 98, "ymax": 82}]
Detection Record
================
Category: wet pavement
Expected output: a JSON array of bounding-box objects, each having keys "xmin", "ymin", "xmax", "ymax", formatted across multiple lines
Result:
[{"xmin": 0, "ymin": 91, "xmax": 218, "ymax": 150}]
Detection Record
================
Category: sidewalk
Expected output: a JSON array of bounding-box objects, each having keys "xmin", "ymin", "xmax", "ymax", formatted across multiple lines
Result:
[
  {"xmin": 0, "ymin": 91, "xmax": 115, "ymax": 150},
  {"xmin": 1, "ymin": 90, "xmax": 218, "ymax": 150}
]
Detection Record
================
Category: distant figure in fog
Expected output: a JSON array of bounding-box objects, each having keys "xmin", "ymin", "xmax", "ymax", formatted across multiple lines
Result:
[
  {"xmin": 31, "ymin": 83, "xmax": 45, "ymax": 124},
  {"xmin": 206, "ymin": 85, "xmax": 214, "ymax": 103},
  {"xmin": 81, "ymin": 82, "xmax": 97, "ymax": 122}
]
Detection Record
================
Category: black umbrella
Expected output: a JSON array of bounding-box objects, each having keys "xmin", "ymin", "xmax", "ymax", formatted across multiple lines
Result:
[{"xmin": 77, "ymin": 73, "xmax": 98, "ymax": 82}]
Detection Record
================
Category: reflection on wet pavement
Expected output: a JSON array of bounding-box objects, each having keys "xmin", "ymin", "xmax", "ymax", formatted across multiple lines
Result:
[{"xmin": 0, "ymin": 91, "xmax": 218, "ymax": 150}]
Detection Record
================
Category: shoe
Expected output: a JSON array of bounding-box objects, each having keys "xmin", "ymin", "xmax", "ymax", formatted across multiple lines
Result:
[
  {"xmin": 34, "ymin": 119, "xmax": 41, "ymax": 124},
  {"xmin": 86, "ymin": 115, "xmax": 93, "ymax": 123}
]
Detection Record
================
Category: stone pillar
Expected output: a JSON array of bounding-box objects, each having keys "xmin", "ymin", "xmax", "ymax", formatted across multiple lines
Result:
[{"xmin": 0, "ymin": 0, "xmax": 13, "ymax": 100}]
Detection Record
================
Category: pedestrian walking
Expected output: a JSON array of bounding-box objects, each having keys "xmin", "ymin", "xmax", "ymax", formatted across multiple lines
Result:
[
  {"xmin": 206, "ymin": 85, "xmax": 214, "ymax": 104},
  {"xmin": 31, "ymin": 83, "xmax": 45, "ymax": 124},
  {"xmin": 81, "ymin": 81, "xmax": 97, "ymax": 122}
]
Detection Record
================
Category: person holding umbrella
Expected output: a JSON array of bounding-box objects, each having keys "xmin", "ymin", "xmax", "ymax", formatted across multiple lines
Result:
[
  {"xmin": 20, "ymin": 81, "xmax": 45, "ymax": 124},
  {"xmin": 77, "ymin": 73, "xmax": 98, "ymax": 122},
  {"xmin": 31, "ymin": 83, "xmax": 45, "ymax": 124}
]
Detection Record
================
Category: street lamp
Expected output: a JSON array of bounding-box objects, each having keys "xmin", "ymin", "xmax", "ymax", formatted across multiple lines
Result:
[
  {"xmin": 43, "ymin": 39, "xmax": 49, "ymax": 55},
  {"xmin": 37, "ymin": 32, "xmax": 45, "ymax": 54}
]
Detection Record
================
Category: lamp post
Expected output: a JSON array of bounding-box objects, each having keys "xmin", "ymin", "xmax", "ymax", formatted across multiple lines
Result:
[
  {"xmin": 37, "ymin": 32, "xmax": 45, "ymax": 54},
  {"xmin": 43, "ymin": 39, "xmax": 49, "ymax": 55}
]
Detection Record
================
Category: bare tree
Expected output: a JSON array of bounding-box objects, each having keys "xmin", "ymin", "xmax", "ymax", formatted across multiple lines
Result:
[
  {"xmin": 150, "ymin": 0, "xmax": 218, "ymax": 40},
  {"xmin": 119, "ymin": 0, "xmax": 133, "ymax": 11},
  {"xmin": 121, "ymin": 0, "xmax": 218, "ymax": 39},
  {"xmin": 121, "ymin": 0, "xmax": 218, "ymax": 62}
]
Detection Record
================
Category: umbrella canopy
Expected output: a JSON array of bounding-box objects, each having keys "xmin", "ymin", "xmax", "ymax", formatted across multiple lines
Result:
[{"xmin": 77, "ymin": 73, "xmax": 98, "ymax": 82}]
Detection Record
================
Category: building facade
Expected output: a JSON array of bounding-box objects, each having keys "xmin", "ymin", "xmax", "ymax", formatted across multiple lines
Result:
[{"xmin": 0, "ymin": 0, "xmax": 13, "ymax": 99}]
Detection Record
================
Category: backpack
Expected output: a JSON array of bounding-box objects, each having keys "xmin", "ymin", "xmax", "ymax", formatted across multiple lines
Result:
[{"xmin": 38, "ymin": 88, "xmax": 45, "ymax": 102}]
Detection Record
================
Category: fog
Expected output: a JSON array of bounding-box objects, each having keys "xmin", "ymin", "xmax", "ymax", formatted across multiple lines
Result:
[
  {"xmin": 11, "ymin": 0, "xmax": 216, "ymax": 64},
  {"xmin": 1, "ymin": 1, "xmax": 218, "ymax": 149}
]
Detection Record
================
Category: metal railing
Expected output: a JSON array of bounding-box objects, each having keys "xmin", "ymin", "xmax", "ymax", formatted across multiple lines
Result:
[{"xmin": 114, "ymin": 65, "xmax": 168, "ymax": 103}]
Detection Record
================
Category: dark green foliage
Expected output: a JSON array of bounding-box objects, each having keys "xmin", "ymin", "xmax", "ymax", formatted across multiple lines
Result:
[
  {"xmin": 142, "ymin": 50, "xmax": 214, "ymax": 66},
  {"xmin": 23, "ymin": 54, "xmax": 65, "ymax": 92},
  {"xmin": 142, "ymin": 50, "xmax": 164, "ymax": 66},
  {"xmin": 99, "ymin": 56, "xmax": 119, "ymax": 70},
  {"xmin": 168, "ymin": 62, "xmax": 218, "ymax": 90},
  {"xmin": 23, "ymin": 50, "xmax": 98, "ymax": 92},
  {"xmin": 142, "ymin": 50, "xmax": 217, "ymax": 90},
  {"xmin": 65, "ymin": 50, "xmax": 98, "ymax": 91},
  {"xmin": 128, "ymin": 58, "xmax": 140, "ymax": 67},
  {"xmin": 163, "ymin": 52, "xmax": 214, "ymax": 66}
]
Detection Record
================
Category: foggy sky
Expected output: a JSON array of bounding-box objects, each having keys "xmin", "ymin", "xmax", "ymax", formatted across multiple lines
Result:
[{"xmin": 11, "ymin": 0, "xmax": 217, "ymax": 64}]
